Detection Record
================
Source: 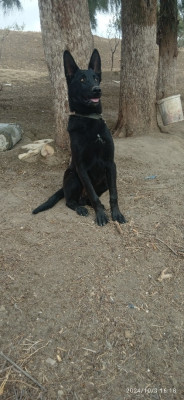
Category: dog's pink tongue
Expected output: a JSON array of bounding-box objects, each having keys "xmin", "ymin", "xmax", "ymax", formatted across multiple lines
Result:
[{"xmin": 91, "ymin": 98, "xmax": 99, "ymax": 103}]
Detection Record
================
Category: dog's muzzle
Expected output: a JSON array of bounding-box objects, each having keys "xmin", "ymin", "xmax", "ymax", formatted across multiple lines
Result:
[
  {"xmin": 88, "ymin": 86, "xmax": 101, "ymax": 104},
  {"xmin": 92, "ymin": 86, "xmax": 101, "ymax": 96}
]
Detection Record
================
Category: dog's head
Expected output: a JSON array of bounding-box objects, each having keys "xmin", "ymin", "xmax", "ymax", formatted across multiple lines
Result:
[{"xmin": 63, "ymin": 49, "xmax": 102, "ymax": 114}]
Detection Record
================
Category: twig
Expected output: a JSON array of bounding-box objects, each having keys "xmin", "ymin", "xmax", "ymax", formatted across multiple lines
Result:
[
  {"xmin": 155, "ymin": 237, "xmax": 178, "ymax": 256},
  {"xmin": 13, "ymin": 387, "xmax": 25, "ymax": 400},
  {"xmin": 114, "ymin": 221, "xmax": 123, "ymax": 234},
  {"xmin": 82, "ymin": 347, "xmax": 97, "ymax": 353},
  {"xmin": 74, "ymin": 271, "xmax": 91, "ymax": 281},
  {"xmin": 0, "ymin": 369, "xmax": 11, "ymax": 395},
  {"xmin": 21, "ymin": 341, "xmax": 50, "ymax": 364},
  {"xmin": 0, "ymin": 352, "xmax": 46, "ymax": 392},
  {"xmin": 121, "ymin": 351, "xmax": 137, "ymax": 365},
  {"xmin": 74, "ymin": 392, "xmax": 79, "ymax": 400}
]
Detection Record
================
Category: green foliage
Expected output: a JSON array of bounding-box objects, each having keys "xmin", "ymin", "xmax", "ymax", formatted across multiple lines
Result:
[
  {"xmin": 6, "ymin": 21, "xmax": 25, "ymax": 30},
  {"xmin": 88, "ymin": 0, "xmax": 109, "ymax": 30},
  {"xmin": 157, "ymin": 0, "xmax": 184, "ymax": 47},
  {"xmin": 0, "ymin": 0, "xmax": 22, "ymax": 12},
  {"xmin": 88, "ymin": 0, "xmax": 121, "ymax": 31}
]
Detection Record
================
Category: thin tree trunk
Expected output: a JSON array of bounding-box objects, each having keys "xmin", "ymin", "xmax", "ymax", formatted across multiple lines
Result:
[
  {"xmin": 157, "ymin": 0, "xmax": 178, "ymax": 99},
  {"xmin": 115, "ymin": 0, "xmax": 158, "ymax": 137},
  {"xmin": 38, "ymin": 0, "xmax": 93, "ymax": 149}
]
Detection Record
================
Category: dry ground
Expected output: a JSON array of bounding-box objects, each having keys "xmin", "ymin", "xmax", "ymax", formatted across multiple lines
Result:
[{"xmin": 0, "ymin": 31, "xmax": 184, "ymax": 400}]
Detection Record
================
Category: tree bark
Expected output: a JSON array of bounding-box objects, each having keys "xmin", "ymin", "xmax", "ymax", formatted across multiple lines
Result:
[
  {"xmin": 38, "ymin": 0, "xmax": 93, "ymax": 149},
  {"xmin": 115, "ymin": 0, "xmax": 158, "ymax": 137},
  {"xmin": 157, "ymin": 0, "xmax": 178, "ymax": 99}
]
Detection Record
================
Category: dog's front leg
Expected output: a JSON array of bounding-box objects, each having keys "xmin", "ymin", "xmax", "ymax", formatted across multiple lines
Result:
[
  {"xmin": 106, "ymin": 161, "xmax": 126, "ymax": 224},
  {"xmin": 77, "ymin": 166, "xmax": 109, "ymax": 226}
]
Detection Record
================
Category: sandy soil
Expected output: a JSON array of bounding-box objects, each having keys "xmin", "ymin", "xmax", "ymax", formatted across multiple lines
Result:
[{"xmin": 0, "ymin": 31, "xmax": 184, "ymax": 400}]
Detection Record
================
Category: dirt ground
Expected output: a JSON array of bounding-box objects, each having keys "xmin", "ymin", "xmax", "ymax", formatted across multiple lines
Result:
[{"xmin": 0, "ymin": 31, "xmax": 184, "ymax": 400}]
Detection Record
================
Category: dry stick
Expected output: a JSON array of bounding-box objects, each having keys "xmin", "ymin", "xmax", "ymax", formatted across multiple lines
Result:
[
  {"xmin": 0, "ymin": 352, "xmax": 46, "ymax": 392},
  {"xmin": 82, "ymin": 347, "xmax": 97, "ymax": 353},
  {"xmin": 155, "ymin": 237, "xmax": 178, "ymax": 256},
  {"xmin": 114, "ymin": 221, "xmax": 123, "ymax": 234}
]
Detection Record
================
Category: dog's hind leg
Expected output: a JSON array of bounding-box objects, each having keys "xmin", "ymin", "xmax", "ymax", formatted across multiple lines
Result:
[
  {"xmin": 63, "ymin": 169, "xmax": 89, "ymax": 217},
  {"xmin": 66, "ymin": 199, "xmax": 89, "ymax": 216}
]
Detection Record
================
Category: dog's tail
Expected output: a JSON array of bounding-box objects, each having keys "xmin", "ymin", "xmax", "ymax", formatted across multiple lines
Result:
[{"xmin": 32, "ymin": 188, "xmax": 64, "ymax": 214}]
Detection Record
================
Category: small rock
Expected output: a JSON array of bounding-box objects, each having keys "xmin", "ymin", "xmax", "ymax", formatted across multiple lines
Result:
[
  {"xmin": 85, "ymin": 382, "xmax": 95, "ymax": 390},
  {"xmin": 0, "ymin": 123, "xmax": 22, "ymax": 151},
  {"xmin": 57, "ymin": 354, "xmax": 62, "ymax": 362},
  {"xmin": 0, "ymin": 306, "xmax": 6, "ymax": 312},
  {"xmin": 124, "ymin": 329, "xmax": 134, "ymax": 339},
  {"xmin": 46, "ymin": 357, "xmax": 56, "ymax": 366},
  {"xmin": 57, "ymin": 389, "xmax": 64, "ymax": 398}
]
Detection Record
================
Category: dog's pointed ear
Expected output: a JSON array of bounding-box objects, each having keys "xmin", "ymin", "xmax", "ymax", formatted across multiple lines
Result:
[
  {"xmin": 88, "ymin": 49, "xmax": 101, "ymax": 82},
  {"xmin": 63, "ymin": 50, "xmax": 79, "ymax": 84}
]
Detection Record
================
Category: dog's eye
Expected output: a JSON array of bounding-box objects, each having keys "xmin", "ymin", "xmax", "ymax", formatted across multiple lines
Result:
[{"xmin": 80, "ymin": 77, "xmax": 86, "ymax": 83}]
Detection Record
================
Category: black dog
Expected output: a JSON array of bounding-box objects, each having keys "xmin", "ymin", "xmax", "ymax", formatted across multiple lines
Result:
[{"xmin": 32, "ymin": 49, "xmax": 126, "ymax": 226}]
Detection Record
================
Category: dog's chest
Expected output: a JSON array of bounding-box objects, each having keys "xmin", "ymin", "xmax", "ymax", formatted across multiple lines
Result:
[
  {"xmin": 95, "ymin": 132, "xmax": 106, "ymax": 145},
  {"xmin": 68, "ymin": 116, "xmax": 113, "ymax": 165},
  {"xmin": 83, "ymin": 122, "xmax": 110, "ymax": 158},
  {"xmin": 69, "ymin": 117, "xmax": 110, "ymax": 146}
]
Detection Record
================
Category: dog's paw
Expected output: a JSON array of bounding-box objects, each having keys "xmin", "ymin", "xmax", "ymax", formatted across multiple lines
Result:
[
  {"xmin": 76, "ymin": 206, "xmax": 89, "ymax": 216},
  {"xmin": 112, "ymin": 211, "xmax": 126, "ymax": 224},
  {"xmin": 95, "ymin": 210, "xmax": 109, "ymax": 226}
]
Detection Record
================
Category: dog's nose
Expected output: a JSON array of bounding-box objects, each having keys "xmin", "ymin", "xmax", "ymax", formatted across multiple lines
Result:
[{"xmin": 92, "ymin": 86, "xmax": 101, "ymax": 95}]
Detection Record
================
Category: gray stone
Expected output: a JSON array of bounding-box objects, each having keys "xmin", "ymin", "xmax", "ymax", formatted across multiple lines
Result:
[
  {"xmin": 46, "ymin": 357, "xmax": 56, "ymax": 366},
  {"xmin": 57, "ymin": 390, "xmax": 64, "ymax": 398},
  {"xmin": 0, "ymin": 123, "xmax": 22, "ymax": 151}
]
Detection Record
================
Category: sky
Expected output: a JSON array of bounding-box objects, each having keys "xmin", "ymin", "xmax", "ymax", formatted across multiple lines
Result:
[{"xmin": 0, "ymin": 0, "xmax": 112, "ymax": 38}]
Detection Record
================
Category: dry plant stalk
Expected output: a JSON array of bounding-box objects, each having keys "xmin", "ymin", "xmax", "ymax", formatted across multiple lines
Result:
[
  {"xmin": 114, "ymin": 221, "xmax": 123, "ymax": 234},
  {"xmin": 156, "ymin": 237, "xmax": 178, "ymax": 256},
  {"xmin": 0, "ymin": 369, "xmax": 11, "ymax": 395}
]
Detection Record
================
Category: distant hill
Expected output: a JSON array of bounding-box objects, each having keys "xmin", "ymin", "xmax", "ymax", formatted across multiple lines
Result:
[{"xmin": 0, "ymin": 30, "xmax": 121, "ymax": 72}]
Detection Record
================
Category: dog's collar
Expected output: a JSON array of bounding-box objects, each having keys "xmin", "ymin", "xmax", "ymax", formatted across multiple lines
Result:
[{"xmin": 70, "ymin": 112, "xmax": 103, "ymax": 120}]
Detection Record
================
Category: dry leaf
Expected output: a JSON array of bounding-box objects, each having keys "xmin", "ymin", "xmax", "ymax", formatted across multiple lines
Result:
[{"xmin": 158, "ymin": 268, "xmax": 172, "ymax": 282}]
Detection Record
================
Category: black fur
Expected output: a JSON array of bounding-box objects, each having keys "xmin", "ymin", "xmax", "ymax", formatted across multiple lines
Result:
[{"xmin": 32, "ymin": 49, "xmax": 126, "ymax": 226}]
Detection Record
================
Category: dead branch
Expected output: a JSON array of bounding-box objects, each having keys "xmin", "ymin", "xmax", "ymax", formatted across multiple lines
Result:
[
  {"xmin": 155, "ymin": 237, "xmax": 178, "ymax": 256},
  {"xmin": 0, "ymin": 352, "xmax": 46, "ymax": 392}
]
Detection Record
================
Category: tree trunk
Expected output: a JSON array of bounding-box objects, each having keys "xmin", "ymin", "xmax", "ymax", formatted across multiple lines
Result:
[
  {"xmin": 38, "ymin": 0, "xmax": 93, "ymax": 149},
  {"xmin": 115, "ymin": 0, "xmax": 158, "ymax": 137},
  {"xmin": 157, "ymin": 0, "xmax": 178, "ymax": 99}
]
